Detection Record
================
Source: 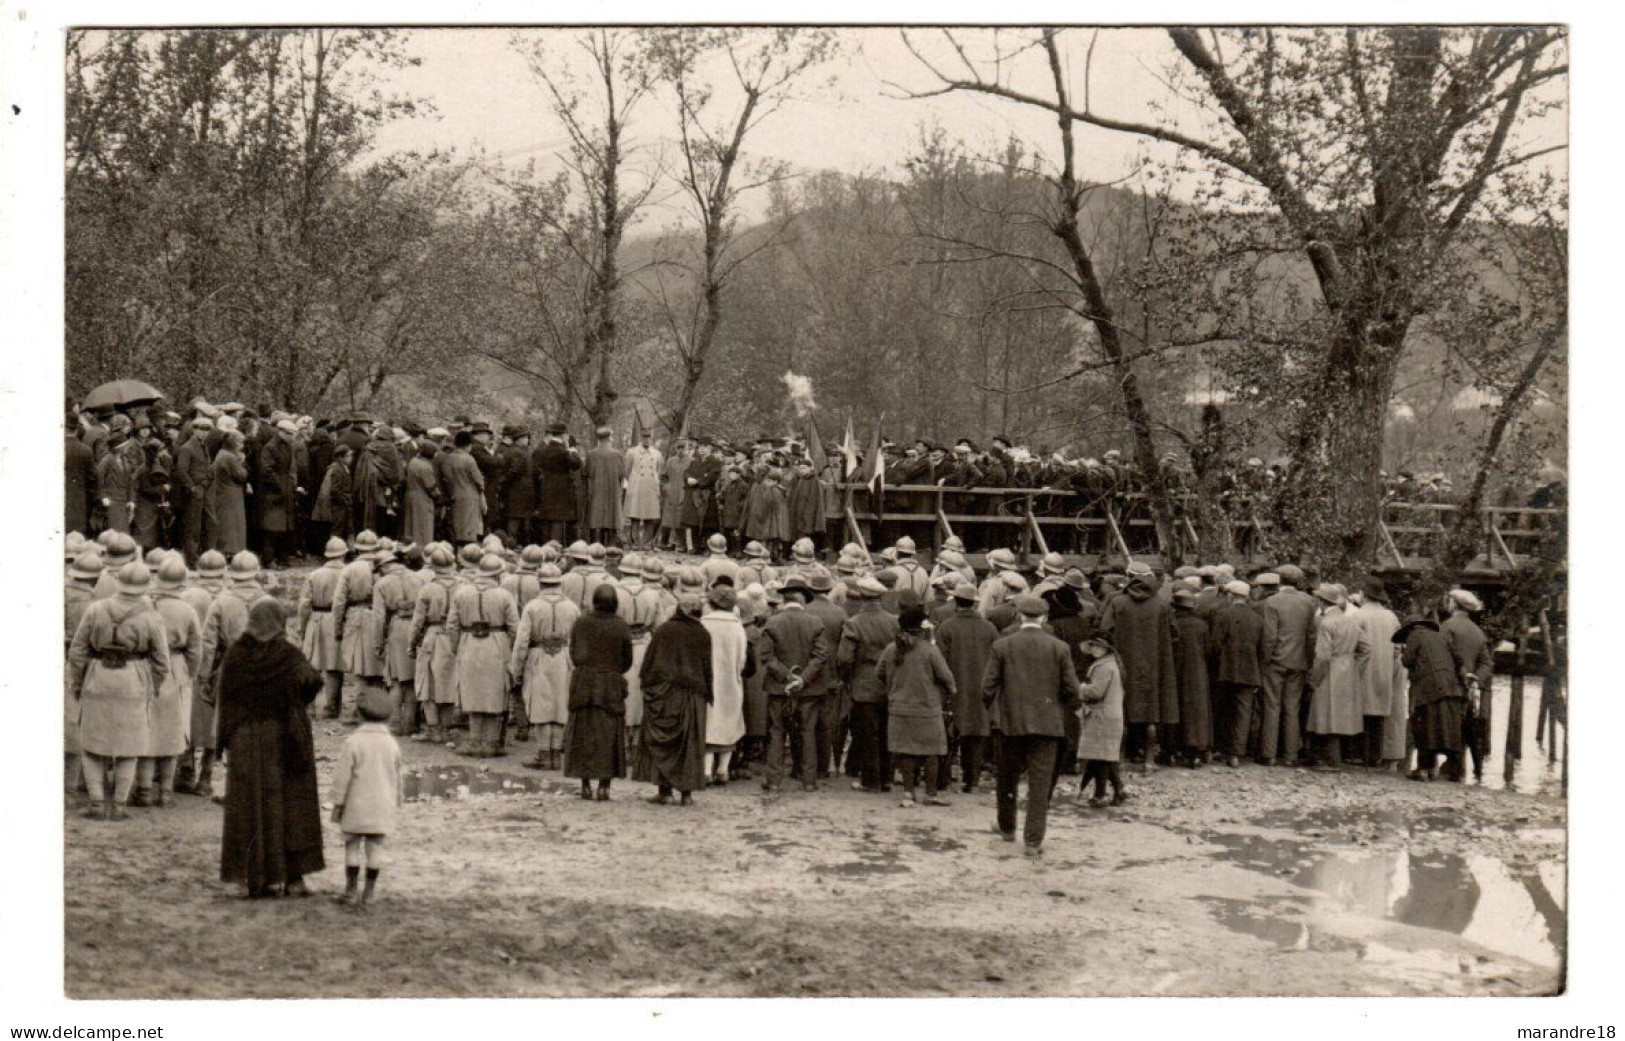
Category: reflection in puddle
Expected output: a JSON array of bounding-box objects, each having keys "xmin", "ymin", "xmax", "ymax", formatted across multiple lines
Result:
[
  {"xmin": 403, "ymin": 765, "xmax": 555, "ymax": 801},
  {"xmin": 899, "ymin": 825, "xmax": 966, "ymax": 853},
  {"xmin": 1204, "ymin": 832, "xmax": 1564, "ymax": 969},
  {"xmin": 740, "ymin": 830, "xmax": 805, "ymax": 857},
  {"xmin": 811, "ymin": 847, "xmax": 911, "ymax": 877}
]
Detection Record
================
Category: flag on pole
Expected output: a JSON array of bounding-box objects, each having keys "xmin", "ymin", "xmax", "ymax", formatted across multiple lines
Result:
[
  {"xmin": 806, "ymin": 417, "xmax": 827, "ymax": 473},
  {"xmin": 863, "ymin": 416, "xmax": 886, "ymax": 498},
  {"xmin": 631, "ymin": 404, "xmax": 647, "ymax": 444},
  {"xmin": 840, "ymin": 415, "xmax": 858, "ymax": 479}
]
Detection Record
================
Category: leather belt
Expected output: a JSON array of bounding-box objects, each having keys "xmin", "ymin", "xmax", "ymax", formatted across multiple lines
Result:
[
  {"xmin": 89, "ymin": 648, "xmax": 134, "ymax": 668},
  {"xmin": 465, "ymin": 623, "xmax": 495, "ymax": 639},
  {"xmin": 309, "ymin": 606, "xmax": 332, "ymax": 613}
]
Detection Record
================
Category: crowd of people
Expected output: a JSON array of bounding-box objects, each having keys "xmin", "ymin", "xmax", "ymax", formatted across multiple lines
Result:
[
  {"xmin": 65, "ymin": 498, "xmax": 1503, "ymax": 886},
  {"xmin": 66, "ymin": 397, "xmax": 1567, "ymax": 576}
]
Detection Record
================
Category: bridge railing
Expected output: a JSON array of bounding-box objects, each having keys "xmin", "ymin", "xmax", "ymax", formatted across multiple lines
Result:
[{"xmin": 831, "ymin": 482, "xmax": 1562, "ymax": 570}]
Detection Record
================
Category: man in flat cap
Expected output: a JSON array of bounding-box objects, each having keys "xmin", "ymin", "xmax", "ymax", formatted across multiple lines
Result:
[
  {"xmin": 1259, "ymin": 563, "xmax": 1319, "ymax": 766},
  {"xmin": 1441, "ymin": 588, "xmax": 1493, "ymax": 781},
  {"xmin": 983, "ymin": 594, "xmax": 1081, "ymax": 856}
]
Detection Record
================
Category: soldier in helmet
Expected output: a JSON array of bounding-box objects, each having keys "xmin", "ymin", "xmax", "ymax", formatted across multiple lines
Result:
[
  {"xmin": 883, "ymin": 537, "xmax": 930, "ymax": 600},
  {"xmin": 408, "ymin": 546, "xmax": 461, "ymax": 744},
  {"xmin": 299, "ymin": 537, "xmax": 350, "ymax": 720},
  {"xmin": 513, "ymin": 563, "xmax": 579, "ymax": 769},
  {"xmin": 68, "ymin": 562, "xmax": 171, "ymax": 820},
  {"xmin": 372, "ymin": 546, "xmax": 425, "ymax": 737},
  {"xmin": 64, "ymin": 548, "xmax": 103, "ymax": 792},
  {"xmin": 332, "ymin": 531, "xmax": 387, "ymax": 726},
  {"xmin": 134, "ymin": 557, "xmax": 201, "ymax": 807},
  {"xmin": 447, "ymin": 554, "xmax": 520, "ymax": 757}
]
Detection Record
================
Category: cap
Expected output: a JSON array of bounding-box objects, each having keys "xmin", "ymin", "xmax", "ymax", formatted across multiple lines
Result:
[
  {"xmin": 852, "ymin": 576, "xmax": 886, "ymax": 598},
  {"xmin": 1274, "ymin": 564, "xmax": 1306, "ymax": 586},
  {"xmin": 1013, "ymin": 594, "xmax": 1048, "ymax": 617},
  {"xmin": 1253, "ymin": 572, "xmax": 1281, "ymax": 588},
  {"xmin": 805, "ymin": 569, "xmax": 833, "ymax": 593},
  {"xmin": 1313, "ymin": 583, "xmax": 1345, "ymax": 605},
  {"xmin": 1224, "ymin": 580, "xmax": 1251, "ymax": 597},
  {"xmin": 949, "ymin": 579, "xmax": 980, "ymax": 603},
  {"xmin": 1448, "ymin": 588, "xmax": 1484, "ymax": 612}
]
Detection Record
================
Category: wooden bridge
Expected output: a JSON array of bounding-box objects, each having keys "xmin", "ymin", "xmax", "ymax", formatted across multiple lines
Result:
[{"xmin": 836, "ymin": 483, "xmax": 1563, "ymax": 585}]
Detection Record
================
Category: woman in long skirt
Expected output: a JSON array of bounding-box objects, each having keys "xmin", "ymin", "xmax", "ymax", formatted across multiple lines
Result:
[
  {"xmin": 563, "ymin": 585, "xmax": 632, "ymax": 799},
  {"xmin": 1398, "ymin": 616, "xmax": 1468, "ymax": 781},
  {"xmin": 218, "ymin": 599, "xmax": 326, "ymax": 897}
]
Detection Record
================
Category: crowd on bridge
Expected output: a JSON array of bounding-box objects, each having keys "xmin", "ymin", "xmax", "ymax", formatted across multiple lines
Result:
[
  {"xmin": 65, "ymin": 440, "xmax": 1507, "ymax": 897},
  {"xmin": 66, "ymin": 396, "xmax": 1567, "ymax": 576}
]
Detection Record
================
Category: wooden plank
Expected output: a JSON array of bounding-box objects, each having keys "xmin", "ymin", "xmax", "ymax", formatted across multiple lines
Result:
[
  {"xmin": 1378, "ymin": 519, "xmax": 1404, "ymax": 566},
  {"xmin": 1104, "ymin": 508, "xmax": 1133, "ymax": 560}
]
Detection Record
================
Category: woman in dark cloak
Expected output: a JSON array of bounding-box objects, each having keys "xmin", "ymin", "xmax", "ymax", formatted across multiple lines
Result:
[
  {"xmin": 633, "ymin": 589, "xmax": 713, "ymax": 805},
  {"xmin": 564, "ymin": 584, "xmax": 633, "ymax": 801},
  {"xmin": 218, "ymin": 598, "xmax": 325, "ymax": 897}
]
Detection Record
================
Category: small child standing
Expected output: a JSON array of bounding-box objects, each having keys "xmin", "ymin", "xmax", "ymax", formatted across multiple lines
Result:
[{"xmin": 330, "ymin": 689, "xmax": 403, "ymax": 909}]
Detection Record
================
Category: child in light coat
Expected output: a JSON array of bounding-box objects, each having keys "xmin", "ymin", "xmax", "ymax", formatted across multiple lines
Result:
[{"xmin": 330, "ymin": 689, "xmax": 403, "ymax": 908}]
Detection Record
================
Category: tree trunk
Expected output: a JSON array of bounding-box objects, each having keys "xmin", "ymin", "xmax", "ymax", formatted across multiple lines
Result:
[
  {"xmin": 1432, "ymin": 333, "xmax": 1559, "ymax": 585},
  {"xmin": 1278, "ymin": 345, "xmax": 1398, "ymax": 580}
]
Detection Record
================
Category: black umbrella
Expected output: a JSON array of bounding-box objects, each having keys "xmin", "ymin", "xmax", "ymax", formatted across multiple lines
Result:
[{"xmin": 81, "ymin": 379, "xmax": 165, "ymax": 411}]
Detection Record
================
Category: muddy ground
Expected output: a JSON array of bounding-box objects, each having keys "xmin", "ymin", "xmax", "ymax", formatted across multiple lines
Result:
[{"xmin": 64, "ymin": 684, "xmax": 1565, "ymax": 999}]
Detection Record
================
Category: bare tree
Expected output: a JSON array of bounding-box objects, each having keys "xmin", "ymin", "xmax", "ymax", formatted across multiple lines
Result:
[
  {"xmin": 901, "ymin": 26, "xmax": 1566, "ymax": 574},
  {"xmin": 638, "ymin": 28, "xmax": 837, "ymax": 435},
  {"xmin": 513, "ymin": 29, "xmax": 661, "ymax": 426}
]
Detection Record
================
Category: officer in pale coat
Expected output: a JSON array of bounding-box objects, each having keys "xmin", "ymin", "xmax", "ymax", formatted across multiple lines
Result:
[
  {"xmin": 68, "ymin": 562, "xmax": 170, "ymax": 820},
  {"xmin": 622, "ymin": 430, "xmax": 663, "ymax": 545},
  {"xmin": 136, "ymin": 557, "xmax": 201, "ymax": 807},
  {"xmin": 442, "ymin": 432, "xmax": 486, "ymax": 544},
  {"xmin": 447, "ymin": 553, "xmax": 520, "ymax": 756},
  {"xmin": 1351, "ymin": 579, "xmax": 1407, "ymax": 767},
  {"xmin": 1306, "ymin": 584, "xmax": 1370, "ymax": 769},
  {"xmin": 371, "ymin": 549, "xmax": 425, "ymax": 735},
  {"xmin": 408, "ymin": 546, "xmax": 461, "ymax": 743},
  {"xmin": 513, "ymin": 563, "xmax": 579, "ymax": 769},
  {"xmin": 64, "ymin": 549, "xmax": 103, "ymax": 790},
  {"xmin": 332, "ymin": 531, "xmax": 387, "ymax": 724},
  {"xmin": 298, "ymin": 537, "xmax": 349, "ymax": 719}
]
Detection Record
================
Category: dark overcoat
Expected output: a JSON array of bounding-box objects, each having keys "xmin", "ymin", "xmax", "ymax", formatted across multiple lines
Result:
[{"xmin": 634, "ymin": 611, "xmax": 713, "ymax": 792}]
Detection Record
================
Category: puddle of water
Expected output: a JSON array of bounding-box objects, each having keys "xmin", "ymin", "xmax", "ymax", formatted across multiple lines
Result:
[
  {"xmin": 1203, "ymin": 832, "xmax": 1564, "ymax": 969},
  {"xmin": 403, "ymin": 765, "xmax": 554, "ymax": 801},
  {"xmin": 1478, "ymin": 676, "xmax": 1566, "ymax": 795}
]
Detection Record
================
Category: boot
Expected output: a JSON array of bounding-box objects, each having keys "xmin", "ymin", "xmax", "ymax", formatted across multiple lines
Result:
[
  {"xmin": 515, "ymin": 723, "xmax": 530, "ymax": 743},
  {"xmin": 192, "ymin": 752, "xmax": 216, "ymax": 796},
  {"xmin": 79, "ymin": 795, "xmax": 109, "ymax": 821},
  {"xmin": 173, "ymin": 751, "xmax": 196, "ymax": 792}
]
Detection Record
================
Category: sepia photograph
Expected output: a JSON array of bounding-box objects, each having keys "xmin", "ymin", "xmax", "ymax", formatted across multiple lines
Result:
[{"xmin": 11, "ymin": 7, "xmax": 1590, "ymax": 1019}]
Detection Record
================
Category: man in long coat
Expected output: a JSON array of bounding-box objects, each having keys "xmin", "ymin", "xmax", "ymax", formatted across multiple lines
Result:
[
  {"xmin": 256, "ymin": 420, "xmax": 301, "ymax": 566},
  {"xmin": 1100, "ymin": 563, "xmax": 1178, "ymax": 768},
  {"xmin": 659, "ymin": 439, "xmax": 690, "ymax": 550},
  {"xmin": 682, "ymin": 442, "xmax": 722, "ymax": 539},
  {"xmin": 1211, "ymin": 580, "xmax": 1268, "ymax": 767},
  {"xmin": 447, "ymin": 554, "xmax": 520, "ymax": 756},
  {"xmin": 404, "ymin": 441, "xmax": 440, "ymax": 549},
  {"xmin": 634, "ymin": 587, "xmax": 714, "ymax": 804},
  {"xmin": 442, "ymin": 432, "xmax": 486, "ymax": 544},
  {"xmin": 1306, "ymin": 584, "xmax": 1370, "ymax": 769},
  {"xmin": 836, "ymin": 576, "xmax": 899, "ymax": 792},
  {"xmin": 622, "ymin": 429, "xmax": 663, "ymax": 549},
  {"xmin": 65, "ymin": 418, "xmax": 96, "ymax": 538},
  {"xmin": 583, "ymin": 426, "xmax": 624, "ymax": 546},
  {"xmin": 982, "ymin": 595, "xmax": 1081, "ymax": 856},
  {"xmin": 496, "ymin": 427, "xmax": 537, "ymax": 545},
  {"xmin": 174, "ymin": 417, "xmax": 217, "ymax": 565},
  {"xmin": 1441, "ymin": 588, "xmax": 1494, "ymax": 780},
  {"xmin": 935, "ymin": 581, "xmax": 999, "ymax": 792},
  {"xmin": 1260, "ymin": 564, "xmax": 1320, "ymax": 766},
  {"xmin": 533, "ymin": 422, "xmax": 581, "ymax": 546},
  {"xmin": 1352, "ymin": 578, "xmax": 1406, "ymax": 768},
  {"xmin": 353, "ymin": 425, "xmax": 403, "ymax": 539}
]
